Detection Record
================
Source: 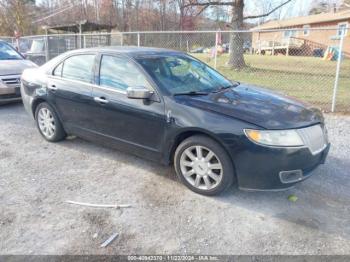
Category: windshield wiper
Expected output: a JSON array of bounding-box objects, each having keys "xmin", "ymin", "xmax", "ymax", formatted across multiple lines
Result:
[
  {"xmin": 173, "ymin": 91, "xmax": 209, "ymax": 96},
  {"xmin": 212, "ymin": 82, "xmax": 240, "ymax": 93}
]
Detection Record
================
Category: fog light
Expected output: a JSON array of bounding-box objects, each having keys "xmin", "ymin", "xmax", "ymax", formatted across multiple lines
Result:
[{"xmin": 279, "ymin": 170, "xmax": 303, "ymax": 184}]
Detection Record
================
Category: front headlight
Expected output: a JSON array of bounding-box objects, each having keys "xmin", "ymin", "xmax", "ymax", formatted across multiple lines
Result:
[{"xmin": 244, "ymin": 129, "xmax": 304, "ymax": 147}]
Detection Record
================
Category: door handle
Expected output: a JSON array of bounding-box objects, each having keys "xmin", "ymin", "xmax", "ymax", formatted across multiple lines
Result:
[
  {"xmin": 48, "ymin": 84, "xmax": 58, "ymax": 91},
  {"xmin": 94, "ymin": 96, "xmax": 109, "ymax": 104}
]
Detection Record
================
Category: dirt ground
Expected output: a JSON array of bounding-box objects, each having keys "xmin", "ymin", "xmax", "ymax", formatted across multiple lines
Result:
[{"xmin": 1, "ymin": 103, "xmax": 350, "ymax": 255}]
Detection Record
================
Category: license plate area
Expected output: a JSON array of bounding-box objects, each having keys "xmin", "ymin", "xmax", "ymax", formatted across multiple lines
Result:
[{"xmin": 0, "ymin": 87, "xmax": 16, "ymax": 95}]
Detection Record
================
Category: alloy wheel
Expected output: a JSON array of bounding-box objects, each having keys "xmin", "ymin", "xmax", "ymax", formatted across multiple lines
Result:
[
  {"xmin": 37, "ymin": 107, "xmax": 56, "ymax": 139},
  {"xmin": 179, "ymin": 145, "xmax": 223, "ymax": 190}
]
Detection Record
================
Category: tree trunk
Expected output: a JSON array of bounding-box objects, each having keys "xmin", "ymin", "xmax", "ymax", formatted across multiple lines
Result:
[{"xmin": 228, "ymin": 0, "xmax": 246, "ymax": 70}]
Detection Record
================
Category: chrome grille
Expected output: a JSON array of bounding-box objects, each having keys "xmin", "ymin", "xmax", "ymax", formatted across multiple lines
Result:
[
  {"xmin": 297, "ymin": 124, "xmax": 327, "ymax": 155},
  {"xmin": 0, "ymin": 75, "xmax": 21, "ymax": 88}
]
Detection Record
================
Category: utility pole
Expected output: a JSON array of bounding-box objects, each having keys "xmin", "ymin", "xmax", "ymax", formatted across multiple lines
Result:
[{"xmin": 95, "ymin": 0, "xmax": 100, "ymax": 22}]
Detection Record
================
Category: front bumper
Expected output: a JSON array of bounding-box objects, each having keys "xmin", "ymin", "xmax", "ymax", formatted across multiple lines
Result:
[
  {"xmin": 0, "ymin": 86, "xmax": 21, "ymax": 104},
  {"xmin": 233, "ymin": 140, "xmax": 330, "ymax": 191}
]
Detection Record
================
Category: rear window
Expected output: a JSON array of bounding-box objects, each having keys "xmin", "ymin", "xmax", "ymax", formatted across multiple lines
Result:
[{"xmin": 61, "ymin": 54, "xmax": 95, "ymax": 83}]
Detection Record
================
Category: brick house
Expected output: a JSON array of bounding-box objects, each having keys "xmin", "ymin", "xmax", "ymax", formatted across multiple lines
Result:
[{"xmin": 251, "ymin": 10, "xmax": 350, "ymax": 56}]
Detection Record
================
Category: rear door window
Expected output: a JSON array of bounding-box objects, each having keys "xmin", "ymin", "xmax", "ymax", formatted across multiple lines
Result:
[{"xmin": 61, "ymin": 54, "xmax": 95, "ymax": 83}]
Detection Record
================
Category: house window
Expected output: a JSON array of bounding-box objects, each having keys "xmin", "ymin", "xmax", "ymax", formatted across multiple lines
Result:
[
  {"xmin": 337, "ymin": 22, "xmax": 348, "ymax": 37},
  {"xmin": 283, "ymin": 30, "xmax": 297, "ymax": 38},
  {"xmin": 303, "ymin": 25, "xmax": 310, "ymax": 36}
]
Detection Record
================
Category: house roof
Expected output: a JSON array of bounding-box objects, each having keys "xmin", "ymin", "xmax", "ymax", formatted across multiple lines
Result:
[
  {"xmin": 252, "ymin": 9, "xmax": 350, "ymax": 30},
  {"xmin": 43, "ymin": 20, "xmax": 115, "ymax": 33}
]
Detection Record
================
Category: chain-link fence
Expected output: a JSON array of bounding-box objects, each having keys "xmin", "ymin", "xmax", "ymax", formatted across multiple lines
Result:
[{"xmin": 1, "ymin": 28, "xmax": 349, "ymax": 113}]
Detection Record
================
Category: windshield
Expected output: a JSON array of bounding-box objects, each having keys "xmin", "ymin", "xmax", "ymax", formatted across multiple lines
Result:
[
  {"xmin": 136, "ymin": 54, "xmax": 233, "ymax": 95},
  {"xmin": 0, "ymin": 42, "xmax": 23, "ymax": 60}
]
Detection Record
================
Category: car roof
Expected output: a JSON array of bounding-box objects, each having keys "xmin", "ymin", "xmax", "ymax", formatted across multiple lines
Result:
[{"xmin": 68, "ymin": 46, "xmax": 183, "ymax": 57}]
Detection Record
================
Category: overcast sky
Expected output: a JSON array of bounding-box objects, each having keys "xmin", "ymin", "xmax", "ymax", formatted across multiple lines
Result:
[
  {"xmin": 35, "ymin": 0, "xmax": 342, "ymax": 23},
  {"xmin": 248, "ymin": 0, "xmax": 342, "ymax": 19},
  {"xmin": 245, "ymin": 0, "xmax": 307, "ymax": 17},
  {"xmin": 203, "ymin": 0, "xmax": 343, "ymax": 24}
]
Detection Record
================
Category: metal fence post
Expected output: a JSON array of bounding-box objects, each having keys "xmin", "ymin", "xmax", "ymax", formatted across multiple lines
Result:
[
  {"xmin": 214, "ymin": 31, "xmax": 218, "ymax": 69},
  {"xmin": 331, "ymin": 32, "xmax": 345, "ymax": 113},
  {"xmin": 44, "ymin": 35, "xmax": 50, "ymax": 62},
  {"xmin": 83, "ymin": 35, "xmax": 86, "ymax": 48},
  {"xmin": 137, "ymin": 32, "xmax": 140, "ymax": 47}
]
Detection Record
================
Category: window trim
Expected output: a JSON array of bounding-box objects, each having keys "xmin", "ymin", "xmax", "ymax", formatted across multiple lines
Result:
[
  {"xmin": 303, "ymin": 25, "xmax": 310, "ymax": 36},
  {"xmin": 337, "ymin": 22, "xmax": 348, "ymax": 37},
  {"xmin": 92, "ymin": 82, "xmax": 127, "ymax": 95},
  {"xmin": 53, "ymin": 62, "xmax": 63, "ymax": 77},
  {"xmin": 49, "ymin": 74, "xmax": 99, "ymax": 89}
]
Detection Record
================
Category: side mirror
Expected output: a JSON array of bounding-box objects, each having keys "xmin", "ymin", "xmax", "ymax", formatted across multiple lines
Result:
[{"xmin": 127, "ymin": 86, "xmax": 153, "ymax": 99}]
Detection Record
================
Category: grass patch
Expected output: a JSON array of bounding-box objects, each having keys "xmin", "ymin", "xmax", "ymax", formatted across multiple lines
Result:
[{"xmin": 192, "ymin": 53, "xmax": 350, "ymax": 112}]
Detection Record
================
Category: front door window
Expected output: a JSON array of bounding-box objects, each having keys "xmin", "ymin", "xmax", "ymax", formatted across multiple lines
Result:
[{"xmin": 99, "ymin": 55, "xmax": 152, "ymax": 91}]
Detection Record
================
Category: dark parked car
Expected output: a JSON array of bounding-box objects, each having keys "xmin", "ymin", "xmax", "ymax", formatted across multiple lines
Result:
[
  {"xmin": 221, "ymin": 41, "xmax": 251, "ymax": 53},
  {"xmin": 0, "ymin": 40, "xmax": 37, "ymax": 104},
  {"xmin": 21, "ymin": 47, "xmax": 330, "ymax": 195},
  {"xmin": 190, "ymin": 47, "xmax": 204, "ymax": 53}
]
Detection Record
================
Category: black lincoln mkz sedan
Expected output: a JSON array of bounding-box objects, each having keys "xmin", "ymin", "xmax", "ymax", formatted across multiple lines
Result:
[{"xmin": 21, "ymin": 47, "xmax": 330, "ymax": 195}]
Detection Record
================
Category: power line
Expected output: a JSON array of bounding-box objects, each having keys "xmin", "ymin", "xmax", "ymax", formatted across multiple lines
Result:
[{"xmin": 32, "ymin": 4, "xmax": 74, "ymax": 23}]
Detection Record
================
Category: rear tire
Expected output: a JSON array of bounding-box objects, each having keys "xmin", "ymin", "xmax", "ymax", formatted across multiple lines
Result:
[
  {"xmin": 174, "ymin": 135, "xmax": 235, "ymax": 196},
  {"xmin": 35, "ymin": 102, "xmax": 66, "ymax": 142}
]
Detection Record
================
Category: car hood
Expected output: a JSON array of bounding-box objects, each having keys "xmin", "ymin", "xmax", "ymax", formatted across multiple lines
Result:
[
  {"xmin": 0, "ymin": 59, "xmax": 37, "ymax": 76},
  {"xmin": 174, "ymin": 84, "xmax": 324, "ymax": 129}
]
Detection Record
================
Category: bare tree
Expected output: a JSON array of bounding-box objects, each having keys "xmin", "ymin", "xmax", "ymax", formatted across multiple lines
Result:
[
  {"xmin": 309, "ymin": 0, "xmax": 331, "ymax": 14},
  {"xmin": 309, "ymin": 0, "xmax": 343, "ymax": 14},
  {"xmin": 0, "ymin": 0, "xmax": 36, "ymax": 36},
  {"xmin": 183, "ymin": 0, "xmax": 293, "ymax": 69}
]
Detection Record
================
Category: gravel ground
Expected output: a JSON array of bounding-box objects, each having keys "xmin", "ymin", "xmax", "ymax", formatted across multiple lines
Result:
[{"xmin": 1, "ymin": 103, "xmax": 350, "ymax": 255}]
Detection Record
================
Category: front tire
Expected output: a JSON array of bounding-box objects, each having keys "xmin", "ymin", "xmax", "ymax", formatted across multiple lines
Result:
[
  {"xmin": 174, "ymin": 135, "xmax": 235, "ymax": 196},
  {"xmin": 35, "ymin": 102, "xmax": 66, "ymax": 142}
]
